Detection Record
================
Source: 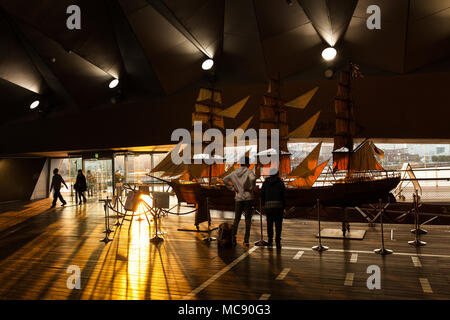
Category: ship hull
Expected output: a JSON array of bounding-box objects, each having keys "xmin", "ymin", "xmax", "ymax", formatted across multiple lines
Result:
[{"xmin": 167, "ymin": 176, "xmax": 401, "ymax": 224}]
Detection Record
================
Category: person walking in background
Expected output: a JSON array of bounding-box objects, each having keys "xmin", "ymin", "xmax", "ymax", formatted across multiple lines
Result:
[
  {"xmin": 86, "ymin": 170, "xmax": 95, "ymax": 197},
  {"xmin": 74, "ymin": 169, "xmax": 87, "ymax": 205},
  {"xmin": 50, "ymin": 168, "xmax": 68, "ymax": 208},
  {"xmin": 223, "ymin": 156, "xmax": 256, "ymax": 246},
  {"xmin": 261, "ymin": 168, "xmax": 285, "ymax": 249}
]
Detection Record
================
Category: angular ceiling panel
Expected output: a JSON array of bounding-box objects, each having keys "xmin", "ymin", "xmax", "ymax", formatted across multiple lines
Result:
[
  {"xmin": 297, "ymin": 0, "xmax": 358, "ymax": 46},
  {"xmin": 222, "ymin": 0, "xmax": 267, "ymax": 82},
  {"xmin": 262, "ymin": 23, "xmax": 323, "ymax": 78},
  {"xmin": 123, "ymin": 4, "xmax": 204, "ymax": 93},
  {"xmin": 0, "ymin": 0, "xmax": 448, "ymax": 125},
  {"xmin": 163, "ymin": 0, "xmax": 224, "ymax": 57},
  {"xmin": 351, "ymin": 0, "xmax": 409, "ymax": 22},
  {"xmin": 0, "ymin": 78, "xmax": 36, "ymax": 124},
  {"xmin": 108, "ymin": 0, "xmax": 163, "ymax": 96},
  {"xmin": 0, "ymin": 13, "xmax": 44, "ymax": 93},
  {"xmin": 344, "ymin": 0, "xmax": 409, "ymax": 73},
  {"xmin": 406, "ymin": 2, "xmax": 450, "ymax": 71},
  {"xmin": 18, "ymin": 23, "xmax": 113, "ymax": 108},
  {"xmin": 410, "ymin": 0, "xmax": 450, "ymax": 20},
  {"xmin": 254, "ymin": 0, "xmax": 310, "ymax": 40},
  {"xmin": 0, "ymin": 0, "xmax": 124, "ymax": 79},
  {"xmin": 254, "ymin": 0, "xmax": 323, "ymax": 78}
]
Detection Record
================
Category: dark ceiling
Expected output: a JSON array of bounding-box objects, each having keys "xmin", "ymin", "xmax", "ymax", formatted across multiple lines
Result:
[{"xmin": 0, "ymin": 0, "xmax": 449, "ymax": 126}]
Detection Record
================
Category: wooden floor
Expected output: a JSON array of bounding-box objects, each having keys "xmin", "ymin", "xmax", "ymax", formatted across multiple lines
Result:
[{"xmin": 1, "ymin": 197, "xmax": 450, "ymax": 300}]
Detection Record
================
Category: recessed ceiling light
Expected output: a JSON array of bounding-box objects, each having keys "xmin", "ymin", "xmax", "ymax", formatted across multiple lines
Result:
[
  {"xmin": 322, "ymin": 47, "xmax": 337, "ymax": 61},
  {"xmin": 202, "ymin": 59, "xmax": 214, "ymax": 71},
  {"xmin": 30, "ymin": 100, "xmax": 40, "ymax": 109},
  {"xmin": 109, "ymin": 79, "xmax": 119, "ymax": 89},
  {"xmin": 324, "ymin": 69, "xmax": 334, "ymax": 79}
]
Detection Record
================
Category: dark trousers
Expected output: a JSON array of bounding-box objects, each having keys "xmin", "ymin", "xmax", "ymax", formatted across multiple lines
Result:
[
  {"xmin": 76, "ymin": 190, "xmax": 87, "ymax": 203},
  {"xmin": 87, "ymin": 185, "xmax": 94, "ymax": 196},
  {"xmin": 233, "ymin": 200, "xmax": 253, "ymax": 243},
  {"xmin": 52, "ymin": 189, "xmax": 66, "ymax": 206},
  {"xmin": 266, "ymin": 208, "xmax": 283, "ymax": 243}
]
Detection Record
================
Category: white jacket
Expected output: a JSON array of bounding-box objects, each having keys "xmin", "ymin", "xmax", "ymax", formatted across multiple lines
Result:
[{"xmin": 223, "ymin": 166, "xmax": 256, "ymax": 201}]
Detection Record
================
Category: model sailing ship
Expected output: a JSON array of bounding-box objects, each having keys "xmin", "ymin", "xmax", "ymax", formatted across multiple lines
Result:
[{"xmin": 150, "ymin": 64, "xmax": 400, "ymax": 227}]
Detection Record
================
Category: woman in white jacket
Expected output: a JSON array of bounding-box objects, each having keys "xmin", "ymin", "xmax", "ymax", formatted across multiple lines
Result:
[{"xmin": 223, "ymin": 156, "xmax": 256, "ymax": 246}]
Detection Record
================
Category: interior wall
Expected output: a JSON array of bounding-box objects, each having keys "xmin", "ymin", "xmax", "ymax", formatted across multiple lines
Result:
[
  {"xmin": 0, "ymin": 70, "xmax": 449, "ymax": 155},
  {"xmin": 30, "ymin": 158, "xmax": 49, "ymax": 200},
  {"xmin": 0, "ymin": 158, "xmax": 46, "ymax": 202}
]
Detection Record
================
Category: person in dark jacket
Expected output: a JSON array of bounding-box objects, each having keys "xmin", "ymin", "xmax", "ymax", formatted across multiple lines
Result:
[
  {"xmin": 50, "ymin": 168, "xmax": 68, "ymax": 208},
  {"xmin": 74, "ymin": 169, "xmax": 87, "ymax": 205},
  {"xmin": 261, "ymin": 169, "xmax": 285, "ymax": 248}
]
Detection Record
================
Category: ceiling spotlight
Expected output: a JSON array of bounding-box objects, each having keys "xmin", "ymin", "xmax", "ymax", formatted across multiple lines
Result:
[
  {"xmin": 109, "ymin": 79, "xmax": 119, "ymax": 89},
  {"xmin": 202, "ymin": 58, "xmax": 214, "ymax": 71},
  {"xmin": 322, "ymin": 47, "xmax": 337, "ymax": 61},
  {"xmin": 30, "ymin": 100, "xmax": 40, "ymax": 109},
  {"xmin": 324, "ymin": 68, "xmax": 334, "ymax": 79}
]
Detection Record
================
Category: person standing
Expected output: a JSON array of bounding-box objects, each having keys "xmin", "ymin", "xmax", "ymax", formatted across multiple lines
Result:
[
  {"xmin": 261, "ymin": 169, "xmax": 285, "ymax": 248},
  {"xmin": 50, "ymin": 168, "xmax": 68, "ymax": 208},
  {"xmin": 223, "ymin": 156, "xmax": 256, "ymax": 246},
  {"xmin": 74, "ymin": 169, "xmax": 87, "ymax": 205},
  {"xmin": 86, "ymin": 170, "xmax": 95, "ymax": 196}
]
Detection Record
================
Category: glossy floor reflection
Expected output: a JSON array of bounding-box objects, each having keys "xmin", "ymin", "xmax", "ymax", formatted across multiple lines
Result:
[{"xmin": 1, "ymin": 198, "xmax": 450, "ymax": 299}]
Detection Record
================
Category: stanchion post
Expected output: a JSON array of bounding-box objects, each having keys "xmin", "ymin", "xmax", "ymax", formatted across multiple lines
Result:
[
  {"xmin": 113, "ymin": 197, "xmax": 122, "ymax": 227},
  {"xmin": 156, "ymin": 207, "xmax": 168, "ymax": 235},
  {"xmin": 374, "ymin": 199, "xmax": 393, "ymax": 255},
  {"xmin": 150, "ymin": 208, "xmax": 164, "ymax": 244},
  {"xmin": 411, "ymin": 190, "xmax": 427, "ymax": 235},
  {"xmin": 100, "ymin": 199, "xmax": 113, "ymax": 243},
  {"xmin": 255, "ymin": 198, "xmax": 268, "ymax": 246},
  {"xmin": 312, "ymin": 199, "xmax": 328, "ymax": 252},
  {"xmin": 408, "ymin": 192, "xmax": 426, "ymax": 247},
  {"xmin": 146, "ymin": 195, "xmax": 164, "ymax": 243},
  {"xmin": 102, "ymin": 198, "xmax": 114, "ymax": 234}
]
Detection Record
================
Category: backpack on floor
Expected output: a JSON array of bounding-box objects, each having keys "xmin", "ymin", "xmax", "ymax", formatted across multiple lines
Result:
[{"xmin": 217, "ymin": 223, "xmax": 234, "ymax": 247}]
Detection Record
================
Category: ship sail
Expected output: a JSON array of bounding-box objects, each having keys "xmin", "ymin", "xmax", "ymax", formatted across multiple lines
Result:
[
  {"xmin": 259, "ymin": 79, "xmax": 321, "ymax": 177},
  {"xmin": 285, "ymin": 87, "xmax": 319, "ymax": 109},
  {"xmin": 333, "ymin": 140, "xmax": 384, "ymax": 173},
  {"xmin": 151, "ymin": 142, "xmax": 188, "ymax": 174},
  {"xmin": 289, "ymin": 142, "xmax": 322, "ymax": 177},
  {"xmin": 192, "ymin": 88, "xmax": 225, "ymax": 130},
  {"xmin": 154, "ymin": 88, "xmax": 251, "ymax": 180},
  {"xmin": 288, "ymin": 111, "xmax": 321, "ymax": 139},
  {"xmin": 197, "ymin": 88, "xmax": 222, "ymax": 104},
  {"xmin": 289, "ymin": 160, "xmax": 329, "ymax": 188},
  {"xmin": 288, "ymin": 142, "xmax": 328, "ymax": 187},
  {"xmin": 219, "ymin": 96, "xmax": 250, "ymax": 118},
  {"xmin": 331, "ymin": 64, "xmax": 387, "ymax": 175},
  {"xmin": 225, "ymin": 116, "xmax": 254, "ymax": 143}
]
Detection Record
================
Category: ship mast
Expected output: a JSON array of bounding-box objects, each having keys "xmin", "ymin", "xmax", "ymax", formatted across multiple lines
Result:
[
  {"xmin": 333, "ymin": 63, "xmax": 357, "ymax": 177},
  {"xmin": 192, "ymin": 87, "xmax": 225, "ymax": 184},
  {"xmin": 259, "ymin": 77, "xmax": 291, "ymax": 176}
]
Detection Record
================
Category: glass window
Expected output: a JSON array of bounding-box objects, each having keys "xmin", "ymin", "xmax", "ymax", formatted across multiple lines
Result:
[{"xmin": 49, "ymin": 157, "xmax": 82, "ymax": 194}]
